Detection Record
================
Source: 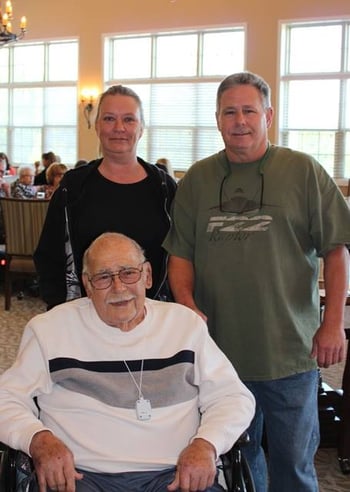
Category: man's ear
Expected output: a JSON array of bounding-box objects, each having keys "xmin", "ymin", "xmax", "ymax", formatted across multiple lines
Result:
[
  {"xmin": 215, "ymin": 111, "xmax": 221, "ymax": 132},
  {"xmin": 82, "ymin": 273, "xmax": 92, "ymax": 298},
  {"xmin": 144, "ymin": 261, "xmax": 153, "ymax": 289},
  {"xmin": 265, "ymin": 107, "xmax": 274, "ymax": 129}
]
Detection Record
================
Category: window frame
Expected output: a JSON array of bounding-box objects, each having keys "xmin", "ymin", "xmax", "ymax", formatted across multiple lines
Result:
[
  {"xmin": 0, "ymin": 38, "xmax": 79, "ymax": 167},
  {"xmin": 104, "ymin": 26, "xmax": 246, "ymax": 172},
  {"xmin": 278, "ymin": 19, "xmax": 350, "ymax": 178}
]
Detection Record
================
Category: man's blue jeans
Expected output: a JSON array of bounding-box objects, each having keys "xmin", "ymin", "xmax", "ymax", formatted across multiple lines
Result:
[
  {"xmin": 71, "ymin": 468, "xmax": 224, "ymax": 491},
  {"xmin": 34, "ymin": 469, "xmax": 224, "ymax": 492},
  {"xmin": 242, "ymin": 369, "xmax": 320, "ymax": 492}
]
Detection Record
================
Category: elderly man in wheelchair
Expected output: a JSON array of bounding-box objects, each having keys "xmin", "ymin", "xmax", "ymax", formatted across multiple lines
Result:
[{"xmin": 0, "ymin": 232, "xmax": 255, "ymax": 492}]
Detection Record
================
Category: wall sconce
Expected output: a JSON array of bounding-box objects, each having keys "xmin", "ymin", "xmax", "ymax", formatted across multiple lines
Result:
[{"xmin": 81, "ymin": 88, "xmax": 99, "ymax": 129}]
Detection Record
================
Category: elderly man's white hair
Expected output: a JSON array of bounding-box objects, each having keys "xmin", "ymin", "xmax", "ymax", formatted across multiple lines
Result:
[
  {"xmin": 18, "ymin": 165, "xmax": 35, "ymax": 178},
  {"xmin": 82, "ymin": 232, "xmax": 146, "ymax": 274}
]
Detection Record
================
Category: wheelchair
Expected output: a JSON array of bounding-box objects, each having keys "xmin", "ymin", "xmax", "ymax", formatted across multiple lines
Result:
[{"xmin": 0, "ymin": 433, "xmax": 255, "ymax": 492}]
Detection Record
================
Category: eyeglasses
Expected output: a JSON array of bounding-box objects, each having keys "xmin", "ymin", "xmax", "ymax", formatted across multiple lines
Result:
[
  {"xmin": 88, "ymin": 262, "xmax": 146, "ymax": 290},
  {"xmin": 219, "ymin": 173, "xmax": 264, "ymax": 214}
]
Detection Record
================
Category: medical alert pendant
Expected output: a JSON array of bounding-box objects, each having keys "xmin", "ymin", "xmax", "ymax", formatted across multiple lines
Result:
[{"xmin": 136, "ymin": 397, "xmax": 152, "ymax": 421}]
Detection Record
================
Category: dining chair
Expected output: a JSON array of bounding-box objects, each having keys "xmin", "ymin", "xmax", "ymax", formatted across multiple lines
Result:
[
  {"xmin": 334, "ymin": 178, "xmax": 350, "ymax": 197},
  {"xmin": 0, "ymin": 197, "xmax": 49, "ymax": 310}
]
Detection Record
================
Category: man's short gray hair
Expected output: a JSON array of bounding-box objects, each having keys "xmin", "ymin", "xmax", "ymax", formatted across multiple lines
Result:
[{"xmin": 216, "ymin": 71, "xmax": 272, "ymax": 112}]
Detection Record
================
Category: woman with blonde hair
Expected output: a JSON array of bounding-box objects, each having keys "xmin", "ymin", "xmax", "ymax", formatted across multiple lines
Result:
[
  {"xmin": 34, "ymin": 85, "xmax": 176, "ymax": 309},
  {"xmin": 45, "ymin": 162, "xmax": 68, "ymax": 199}
]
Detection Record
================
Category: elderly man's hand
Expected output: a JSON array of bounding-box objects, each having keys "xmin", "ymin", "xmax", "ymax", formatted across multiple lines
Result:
[
  {"xmin": 167, "ymin": 438, "xmax": 217, "ymax": 492},
  {"xmin": 29, "ymin": 430, "xmax": 83, "ymax": 492}
]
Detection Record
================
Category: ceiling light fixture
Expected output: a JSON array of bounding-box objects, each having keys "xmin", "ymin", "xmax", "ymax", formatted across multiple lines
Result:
[{"xmin": 0, "ymin": 1, "xmax": 27, "ymax": 47}]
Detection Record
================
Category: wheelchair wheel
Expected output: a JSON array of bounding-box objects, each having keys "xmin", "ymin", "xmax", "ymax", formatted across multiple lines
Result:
[
  {"xmin": 0, "ymin": 446, "xmax": 17, "ymax": 492},
  {"xmin": 240, "ymin": 452, "xmax": 255, "ymax": 492},
  {"xmin": 0, "ymin": 444, "xmax": 36, "ymax": 492},
  {"xmin": 220, "ymin": 446, "xmax": 256, "ymax": 492}
]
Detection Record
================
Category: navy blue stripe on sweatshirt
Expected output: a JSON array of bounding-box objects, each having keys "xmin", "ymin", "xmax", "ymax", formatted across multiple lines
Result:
[{"xmin": 49, "ymin": 350, "xmax": 195, "ymax": 374}]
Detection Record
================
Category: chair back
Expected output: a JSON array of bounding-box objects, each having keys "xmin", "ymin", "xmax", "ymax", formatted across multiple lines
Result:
[
  {"xmin": 334, "ymin": 178, "xmax": 350, "ymax": 197},
  {"xmin": 0, "ymin": 198, "xmax": 49, "ymax": 257}
]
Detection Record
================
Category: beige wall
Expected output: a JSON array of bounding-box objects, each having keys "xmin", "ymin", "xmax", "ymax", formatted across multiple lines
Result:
[{"xmin": 13, "ymin": 0, "xmax": 350, "ymax": 162}]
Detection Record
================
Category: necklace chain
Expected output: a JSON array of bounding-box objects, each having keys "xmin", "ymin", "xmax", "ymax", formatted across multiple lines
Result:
[{"xmin": 123, "ymin": 359, "xmax": 144, "ymax": 399}]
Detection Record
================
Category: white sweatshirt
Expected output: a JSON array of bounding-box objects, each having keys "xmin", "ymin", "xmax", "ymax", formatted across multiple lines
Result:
[{"xmin": 0, "ymin": 298, "xmax": 255, "ymax": 473}]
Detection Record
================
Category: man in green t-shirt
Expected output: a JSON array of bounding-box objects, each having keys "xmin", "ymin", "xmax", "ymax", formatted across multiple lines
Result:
[{"xmin": 163, "ymin": 71, "xmax": 350, "ymax": 492}]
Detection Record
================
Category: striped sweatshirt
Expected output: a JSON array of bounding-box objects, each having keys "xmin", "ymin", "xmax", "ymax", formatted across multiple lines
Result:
[{"xmin": 0, "ymin": 297, "xmax": 255, "ymax": 473}]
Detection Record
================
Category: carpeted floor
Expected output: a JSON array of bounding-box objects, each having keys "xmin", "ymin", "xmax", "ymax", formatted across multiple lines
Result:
[{"xmin": 0, "ymin": 293, "xmax": 349, "ymax": 491}]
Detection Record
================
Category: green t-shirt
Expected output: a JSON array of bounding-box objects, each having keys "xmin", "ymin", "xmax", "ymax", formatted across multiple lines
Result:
[{"xmin": 164, "ymin": 145, "xmax": 350, "ymax": 380}]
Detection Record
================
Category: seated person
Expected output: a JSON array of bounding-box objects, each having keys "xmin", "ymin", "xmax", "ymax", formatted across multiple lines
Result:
[
  {"xmin": 0, "ymin": 232, "xmax": 255, "ymax": 492},
  {"xmin": 0, "ymin": 152, "xmax": 16, "ymax": 176},
  {"xmin": 0, "ymin": 159, "xmax": 11, "ymax": 243},
  {"xmin": 44, "ymin": 162, "xmax": 68, "ymax": 199},
  {"xmin": 34, "ymin": 160, "xmax": 41, "ymax": 175},
  {"xmin": 34, "ymin": 151, "xmax": 58, "ymax": 185},
  {"xmin": 0, "ymin": 158, "xmax": 11, "ymax": 198},
  {"xmin": 11, "ymin": 165, "xmax": 36, "ymax": 199},
  {"xmin": 74, "ymin": 159, "xmax": 88, "ymax": 168},
  {"xmin": 156, "ymin": 157, "xmax": 175, "ymax": 178}
]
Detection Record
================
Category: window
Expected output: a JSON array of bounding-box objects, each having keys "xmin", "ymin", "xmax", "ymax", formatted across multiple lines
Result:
[
  {"xmin": 0, "ymin": 39, "xmax": 78, "ymax": 166},
  {"xmin": 104, "ymin": 28, "xmax": 245, "ymax": 171},
  {"xmin": 279, "ymin": 20, "xmax": 350, "ymax": 178}
]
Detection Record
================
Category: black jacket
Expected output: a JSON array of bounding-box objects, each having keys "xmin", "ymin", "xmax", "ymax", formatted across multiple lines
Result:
[
  {"xmin": 34, "ymin": 168, "xmax": 48, "ymax": 186},
  {"xmin": 34, "ymin": 158, "xmax": 177, "ymax": 309}
]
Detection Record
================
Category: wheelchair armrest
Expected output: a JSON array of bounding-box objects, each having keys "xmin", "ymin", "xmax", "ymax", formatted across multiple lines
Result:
[
  {"xmin": 219, "ymin": 432, "xmax": 255, "ymax": 492},
  {"xmin": 0, "ymin": 442, "xmax": 35, "ymax": 492},
  {"xmin": 234, "ymin": 430, "xmax": 250, "ymax": 447},
  {"xmin": 0, "ymin": 443, "xmax": 17, "ymax": 492}
]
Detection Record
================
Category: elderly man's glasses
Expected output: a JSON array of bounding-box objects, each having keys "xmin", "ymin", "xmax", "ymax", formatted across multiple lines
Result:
[
  {"xmin": 88, "ymin": 262, "xmax": 146, "ymax": 290},
  {"xmin": 219, "ymin": 173, "xmax": 264, "ymax": 214}
]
